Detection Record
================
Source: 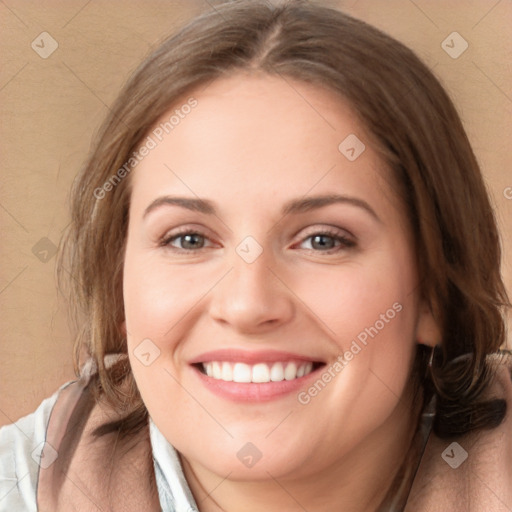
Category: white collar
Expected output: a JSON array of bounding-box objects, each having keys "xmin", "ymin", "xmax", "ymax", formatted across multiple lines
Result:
[{"xmin": 149, "ymin": 417, "xmax": 199, "ymax": 512}]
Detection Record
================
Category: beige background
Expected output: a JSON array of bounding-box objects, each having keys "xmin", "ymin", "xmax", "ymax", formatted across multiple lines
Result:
[{"xmin": 1, "ymin": 0, "xmax": 511, "ymax": 427}]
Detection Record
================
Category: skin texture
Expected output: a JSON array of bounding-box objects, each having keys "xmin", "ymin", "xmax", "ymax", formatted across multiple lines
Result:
[{"xmin": 122, "ymin": 71, "xmax": 440, "ymax": 512}]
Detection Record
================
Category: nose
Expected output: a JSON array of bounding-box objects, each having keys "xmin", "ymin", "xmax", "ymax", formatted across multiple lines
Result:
[{"xmin": 208, "ymin": 247, "xmax": 295, "ymax": 334}]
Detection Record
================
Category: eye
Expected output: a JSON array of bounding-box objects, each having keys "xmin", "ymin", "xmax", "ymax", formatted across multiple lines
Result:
[
  {"xmin": 297, "ymin": 228, "xmax": 356, "ymax": 253},
  {"xmin": 160, "ymin": 230, "xmax": 214, "ymax": 252},
  {"xmin": 160, "ymin": 227, "xmax": 355, "ymax": 254}
]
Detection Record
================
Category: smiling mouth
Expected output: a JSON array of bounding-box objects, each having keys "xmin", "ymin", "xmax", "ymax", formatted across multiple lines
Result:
[{"xmin": 195, "ymin": 361, "xmax": 324, "ymax": 383}]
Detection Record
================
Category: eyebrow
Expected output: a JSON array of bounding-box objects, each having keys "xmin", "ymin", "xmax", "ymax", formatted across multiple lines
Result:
[{"xmin": 143, "ymin": 194, "xmax": 380, "ymax": 222}]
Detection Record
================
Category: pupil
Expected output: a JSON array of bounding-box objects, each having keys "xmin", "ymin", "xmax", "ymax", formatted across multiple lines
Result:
[
  {"xmin": 312, "ymin": 235, "xmax": 334, "ymax": 250},
  {"xmin": 183, "ymin": 234, "xmax": 203, "ymax": 249}
]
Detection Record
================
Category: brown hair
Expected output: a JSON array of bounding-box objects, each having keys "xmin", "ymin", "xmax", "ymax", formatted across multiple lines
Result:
[{"xmin": 58, "ymin": 0, "xmax": 510, "ymax": 441}]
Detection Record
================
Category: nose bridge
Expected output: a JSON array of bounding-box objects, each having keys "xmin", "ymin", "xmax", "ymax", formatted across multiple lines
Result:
[
  {"xmin": 209, "ymin": 237, "xmax": 294, "ymax": 331},
  {"xmin": 231, "ymin": 241, "xmax": 274, "ymax": 294}
]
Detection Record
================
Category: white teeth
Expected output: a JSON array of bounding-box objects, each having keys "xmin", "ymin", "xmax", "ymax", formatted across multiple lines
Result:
[
  {"xmin": 252, "ymin": 363, "xmax": 270, "ymax": 383},
  {"xmin": 284, "ymin": 362, "xmax": 297, "ymax": 380},
  {"xmin": 212, "ymin": 361, "xmax": 222, "ymax": 379},
  {"xmin": 221, "ymin": 361, "xmax": 233, "ymax": 381},
  {"xmin": 233, "ymin": 363, "xmax": 252, "ymax": 383},
  {"xmin": 270, "ymin": 362, "xmax": 284, "ymax": 382},
  {"xmin": 201, "ymin": 361, "xmax": 316, "ymax": 383}
]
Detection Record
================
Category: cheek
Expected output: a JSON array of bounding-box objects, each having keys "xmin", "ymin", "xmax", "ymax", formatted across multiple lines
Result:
[
  {"xmin": 122, "ymin": 247, "xmax": 212, "ymax": 341},
  {"xmin": 294, "ymin": 263, "xmax": 418, "ymax": 447},
  {"xmin": 297, "ymin": 250, "xmax": 418, "ymax": 393},
  {"xmin": 297, "ymin": 260, "xmax": 415, "ymax": 346},
  {"xmin": 122, "ymin": 246, "xmax": 207, "ymax": 430}
]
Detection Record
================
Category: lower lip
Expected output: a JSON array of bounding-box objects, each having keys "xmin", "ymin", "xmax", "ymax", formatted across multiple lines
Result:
[{"xmin": 192, "ymin": 365, "xmax": 324, "ymax": 402}]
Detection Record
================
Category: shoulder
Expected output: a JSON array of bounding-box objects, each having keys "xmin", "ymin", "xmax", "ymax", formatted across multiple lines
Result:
[
  {"xmin": 406, "ymin": 351, "xmax": 512, "ymax": 511},
  {"xmin": 0, "ymin": 380, "xmax": 76, "ymax": 512}
]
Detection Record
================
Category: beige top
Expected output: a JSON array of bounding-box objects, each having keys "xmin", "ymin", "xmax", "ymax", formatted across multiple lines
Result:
[{"xmin": 406, "ymin": 353, "xmax": 512, "ymax": 511}]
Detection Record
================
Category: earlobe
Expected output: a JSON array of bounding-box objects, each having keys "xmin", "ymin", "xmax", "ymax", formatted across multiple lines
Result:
[{"xmin": 416, "ymin": 301, "xmax": 442, "ymax": 347}]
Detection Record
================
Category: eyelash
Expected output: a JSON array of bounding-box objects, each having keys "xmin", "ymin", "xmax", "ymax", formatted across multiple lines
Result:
[{"xmin": 159, "ymin": 227, "xmax": 356, "ymax": 255}]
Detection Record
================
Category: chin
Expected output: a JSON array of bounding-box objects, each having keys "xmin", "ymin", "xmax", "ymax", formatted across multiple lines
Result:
[{"xmin": 182, "ymin": 436, "xmax": 317, "ymax": 482}]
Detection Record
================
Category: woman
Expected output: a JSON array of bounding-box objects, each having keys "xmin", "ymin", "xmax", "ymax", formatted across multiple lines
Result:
[{"xmin": 1, "ymin": 1, "xmax": 510, "ymax": 510}]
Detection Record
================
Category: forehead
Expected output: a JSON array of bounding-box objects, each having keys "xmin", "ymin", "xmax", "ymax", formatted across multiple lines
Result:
[
  {"xmin": 128, "ymin": 72, "xmax": 398, "ymax": 215},
  {"xmin": 158, "ymin": 71, "xmax": 367, "ymax": 158}
]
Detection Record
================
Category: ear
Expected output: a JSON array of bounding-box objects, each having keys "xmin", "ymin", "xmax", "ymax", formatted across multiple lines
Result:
[{"xmin": 416, "ymin": 300, "xmax": 442, "ymax": 347}]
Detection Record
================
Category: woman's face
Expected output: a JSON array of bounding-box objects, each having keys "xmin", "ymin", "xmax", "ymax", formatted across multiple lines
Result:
[{"xmin": 123, "ymin": 72, "xmax": 436, "ymax": 481}]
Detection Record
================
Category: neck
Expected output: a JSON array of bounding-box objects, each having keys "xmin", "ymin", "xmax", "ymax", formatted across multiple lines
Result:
[{"xmin": 181, "ymin": 388, "xmax": 423, "ymax": 512}]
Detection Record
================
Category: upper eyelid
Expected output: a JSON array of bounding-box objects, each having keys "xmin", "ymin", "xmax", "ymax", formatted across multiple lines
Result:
[
  {"xmin": 162, "ymin": 224, "xmax": 351, "ymax": 240},
  {"xmin": 298, "ymin": 224, "xmax": 354, "ymax": 239}
]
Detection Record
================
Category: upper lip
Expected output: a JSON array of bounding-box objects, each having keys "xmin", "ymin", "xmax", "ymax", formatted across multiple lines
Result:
[{"xmin": 189, "ymin": 349, "xmax": 326, "ymax": 365}]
